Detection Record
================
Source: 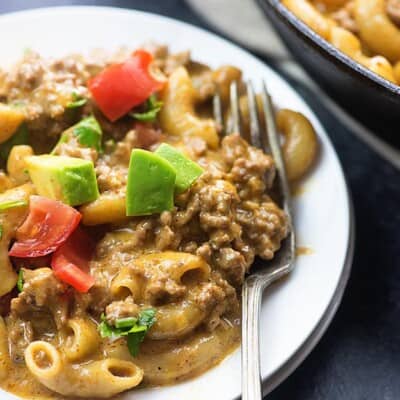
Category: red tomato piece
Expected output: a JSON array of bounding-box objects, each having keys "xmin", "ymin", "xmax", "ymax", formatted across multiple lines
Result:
[
  {"xmin": 53, "ymin": 227, "xmax": 95, "ymax": 272},
  {"xmin": 50, "ymin": 228, "xmax": 95, "ymax": 293},
  {"xmin": 88, "ymin": 49, "xmax": 166, "ymax": 122},
  {"xmin": 51, "ymin": 253, "xmax": 94, "ymax": 293},
  {"xmin": 9, "ymin": 196, "xmax": 81, "ymax": 258}
]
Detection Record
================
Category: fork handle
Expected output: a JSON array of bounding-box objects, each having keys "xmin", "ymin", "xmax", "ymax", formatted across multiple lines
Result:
[{"xmin": 242, "ymin": 276, "xmax": 267, "ymax": 400}]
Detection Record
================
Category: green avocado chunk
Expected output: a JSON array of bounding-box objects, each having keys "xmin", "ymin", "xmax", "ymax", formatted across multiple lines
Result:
[
  {"xmin": 155, "ymin": 143, "xmax": 204, "ymax": 193},
  {"xmin": 26, "ymin": 155, "xmax": 99, "ymax": 206},
  {"xmin": 126, "ymin": 149, "xmax": 176, "ymax": 216}
]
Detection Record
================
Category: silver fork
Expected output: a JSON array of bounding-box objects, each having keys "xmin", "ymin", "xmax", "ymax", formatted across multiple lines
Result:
[{"xmin": 214, "ymin": 81, "xmax": 295, "ymax": 400}]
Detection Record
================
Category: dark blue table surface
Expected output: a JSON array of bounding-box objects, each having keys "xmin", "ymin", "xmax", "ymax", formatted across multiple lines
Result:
[{"xmin": 1, "ymin": 1, "xmax": 399, "ymax": 399}]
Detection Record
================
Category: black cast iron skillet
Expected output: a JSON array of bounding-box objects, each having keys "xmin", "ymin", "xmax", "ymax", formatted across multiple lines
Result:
[{"xmin": 257, "ymin": 0, "xmax": 400, "ymax": 148}]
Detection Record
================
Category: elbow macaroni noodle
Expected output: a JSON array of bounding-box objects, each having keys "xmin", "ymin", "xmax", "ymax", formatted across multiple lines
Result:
[
  {"xmin": 61, "ymin": 318, "xmax": 100, "ymax": 362},
  {"xmin": 0, "ymin": 183, "xmax": 34, "ymax": 296},
  {"xmin": 276, "ymin": 109, "xmax": 318, "ymax": 181},
  {"xmin": 80, "ymin": 192, "xmax": 127, "ymax": 225},
  {"xmin": 282, "ymin": 0, "xmax": 400, "ymax": 83},
  {"xmin": 159, "ymin": 67, "xmax": 220, "ymax": 149},
  {"xmin": 7, "ymin": 145, "xmax": 34, "ymax": 185},
  {"xmin": 112, "ymin": 252, "xmax": 211, "ymax": 340},
  {"xmin": 25, "ymin": 341, "xmax": 143, "ymax": 398},
  {"xmin": 354, "ymin": 0, "xmax": 400, "ymax": 63},
  {"xmin": 329, "ymin": 26, "xmax": 396, "ymax": 82},
  {"xmin": 283, "ymin": 0, "xmax": 335, "ymax": 39},
  {"xmin": 0, "ymin": 104, "xmax": 25, "ymax": 144}
]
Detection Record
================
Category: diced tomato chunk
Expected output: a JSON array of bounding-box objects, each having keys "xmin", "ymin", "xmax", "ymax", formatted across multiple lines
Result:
[
  {"xmin": 54, "ymin": 227, "xmax": 95, "ymax": 272},
  {"xmin": 50, "ymin": 228, "xmax": 95, "ymax": 293},
  {"xmin": 88, "ymin": 49, "xmax": 166, "ymax": 121},
  {"xmin": 52, "ymin": 254, "xmax": 94, "ymax": 293},
  {"xmin": 9, "ymin": 196, "xmax": 81, "ymax": 258},
  {"xmin": 50, "ymin": 227, "xmax": 95, "ymax": 293}
]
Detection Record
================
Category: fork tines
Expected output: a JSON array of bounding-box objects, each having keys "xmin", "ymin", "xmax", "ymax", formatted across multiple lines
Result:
[{"xmin": 214, "ymin": 80, "xmax": 292, "ymax": 214}]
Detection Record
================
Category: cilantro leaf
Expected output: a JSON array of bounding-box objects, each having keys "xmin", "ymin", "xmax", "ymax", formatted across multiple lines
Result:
[
  {"xmin": 126, "ymin": 308, "xmax": 156, "ymax": 357},
  {"xmin": 98, "ymin": 314, "xmax": 130, "ymax": 339},
  {"xmin": 0, "ymin": 199, "xmax": 27, "ymax": 212},
  {"xmin": 17, "ymin": 269, "xmax": 24, "ymax": 292},
  {"xmin": 0, "ymin": 123, "xmax": 29, "ymax": 166},
  {"xmin": 66, "ymin": 92, "xmax": 87, "ymax": 109},
  {"xmin": 130, "ymin": 95, "xmax": 163, "ymax": 122},
  {"xmin": 98, "ymin": 309, "xmax": 156, "ymax": 357},
  {"xmin": 127, "ymin": 330, "xmax": 147, "ymax": 357},
  {"xmin": 137, "ymin": 308, "xmax": 156, "ymax": 327},
  {"xmin": 73, "ymin": 115, "xmax": 103, "ymax": 152},
  {"xmin": 98, "ymin": 315, "xmax": 113, "ymax": 338},
  {"xmin": 0, "ymin": 225, "xmax": 3, "ymax": 240},
  {"xmin": 53, "ymin": 116, "xmax": 103, "ymax": 154},
  {"xmin": 115, "ymin": 317, "xmax": 137, "ymax": 329}
]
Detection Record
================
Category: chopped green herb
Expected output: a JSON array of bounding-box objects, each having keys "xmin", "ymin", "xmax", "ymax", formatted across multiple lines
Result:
[
  {"xmin": 98, "ymin": 309, "xmax": 156, "ymax": 357},
  {"xmin": 126, "ymin": 309, "xmax": 156, "ymax": 356},
  {"xmin": 0, "ymin": 225, "xmax": 3, "ymax": 240},
  {"xmin": 66, "ymin": 92, "xmax": 87, "ymax": 109},
  {"xmin": 0, "ymin": 199, "xmax": 27, "ymax": 212},
  {"xmin": 115, "ymin": 317, "xmax": 137, "ymax": 329},
  {"xmin": 137, "ymin": 308, "xmax": 156, "ymax": 327},
  {"xmin": 98, "ymin": 314, "xmax": 126, "ymax": 339},
  {"xmin": 17, "ymin": 269, "xmax": 24, "ymax": 292},
  {"xmin": 73, "ymin": 115, "xmax": 103, "ymax": 152},
  {"xmin": 127, "ymin": 329, "xmax": 147, "ymax": 357},
  {"xmin": 0, "ymin": 123, "xmax": 29, "ymax": 165},
  {"xmin": 52, "ymin": 116, "xmax": 103, "ymax": 154},
  {"xmin": 130, "ymin": 95, "xmax": 163, "ymax": 122}
]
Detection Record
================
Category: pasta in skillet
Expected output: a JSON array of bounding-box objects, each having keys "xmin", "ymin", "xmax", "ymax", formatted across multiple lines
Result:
[
  {"xmin": 282, "ymin": 0, "xmax": 400, "ymax": 83},
  {"xmin": 0, "ymin": 44, "xmax": 318, "ymax": 399}
]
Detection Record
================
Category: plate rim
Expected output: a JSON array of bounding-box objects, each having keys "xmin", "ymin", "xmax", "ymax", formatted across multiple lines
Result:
[{"xmin": 0, "ymin": 6, "xmax": 354, "ymax": 399}]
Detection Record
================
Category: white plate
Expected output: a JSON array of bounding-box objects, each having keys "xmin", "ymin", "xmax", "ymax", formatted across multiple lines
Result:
[{"xmin": 0, "ymin": 7, "xmax": 354, "ymax": 400}]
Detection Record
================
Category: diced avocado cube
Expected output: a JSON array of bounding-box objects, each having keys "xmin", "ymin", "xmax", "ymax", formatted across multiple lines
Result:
[
  {"xmin": 126, "ymin": 149, "xmax": 176, "ymax": 216},
  {"xmin": 26, "ymin": 155, "xmax": 99, "ymax": 206},
  {"xmin": 155, "ymin": 143, "xmax": 203, "ymax": 193}
]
